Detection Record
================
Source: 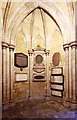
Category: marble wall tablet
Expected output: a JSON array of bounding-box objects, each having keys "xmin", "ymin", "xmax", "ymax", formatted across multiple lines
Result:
[
  {"xmin": 51, "ymin": 67, "xmax": 63, "ymax": 75},
  {"xmin": 51, "ymin": 90, "xmax": 62, "ymax": 97},
  {"xmin": 51, "ymin": 75, "xmax": 64, "ymax": 84},
  {"xmin": 15, "ymin": 73, "xmax": 27, "ymax": 82}
]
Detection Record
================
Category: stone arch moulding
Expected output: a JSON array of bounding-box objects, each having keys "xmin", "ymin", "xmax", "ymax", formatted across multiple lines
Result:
[{"xmin": 7, "ymin": 1, "xmax": 70, "ymax": 46}]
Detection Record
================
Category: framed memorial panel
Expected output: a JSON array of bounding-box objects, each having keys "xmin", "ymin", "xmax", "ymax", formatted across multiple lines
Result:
[
  {"xmin": 15, "ymin": 73, "xmax": 28, "ymax": 82},
  {"xmin": 50, "ymin": 67, "xmax": 64, "ymax": 97},
  {"xmin": 51, "ymin": 90, "xmax": 63, "ymax": 97},
  {"xmin": 51, "ymin": 67, "xmax": 63, "ymax": 75},
  {"xmin": 50, "ymin": 75, "xmax": 64, "ymax": 84}
]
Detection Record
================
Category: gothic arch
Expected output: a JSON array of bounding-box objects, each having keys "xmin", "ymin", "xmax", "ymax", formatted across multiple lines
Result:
[{"xmin": 6, "ymin": 1, "xmax": 70, "ymax": 45}]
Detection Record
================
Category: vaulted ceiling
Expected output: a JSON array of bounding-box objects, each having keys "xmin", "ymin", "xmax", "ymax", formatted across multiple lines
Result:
[{"xmin": 2, "ymin": 0, "xmax": 75, "ymax": 46}]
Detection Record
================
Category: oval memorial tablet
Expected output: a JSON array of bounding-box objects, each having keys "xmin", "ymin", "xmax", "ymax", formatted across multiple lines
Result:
[
  {"xmin": 52, "ymin": 52, "xmax": 61, "ymax": 66},
  {"xmin": 36, "ymin": 54, "xmax": 43, "ymax": 64}
]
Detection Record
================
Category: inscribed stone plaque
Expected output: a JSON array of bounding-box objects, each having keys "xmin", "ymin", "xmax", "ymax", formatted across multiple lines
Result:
[
  {"xmin": 36, "ymin": 55, "xmax": 43, "ymax": 64},
  {"xmin": 51, "ymin": 90, "xmax": 62, "ymax": 97},
  {"xmin": 52, "ymin": 52, "xmax": 61, "ymax": 66},
  {"xmin": 14, "ymin": 53, "xmax": 28, "ymax": 68},
  {"xmin": 51, "ymin": 76, "xmax": 63, "ymax": 83},
  {"xmin": 51, "ymin": 84, "xmax": 63, "ymax": 90},
  {"xmin": 16, "ymin": 73, "xmax": 27, "ymax": 82},
  {"xmin": 51, "ymin": 67, "xmax": 63, "ymax": 74}
]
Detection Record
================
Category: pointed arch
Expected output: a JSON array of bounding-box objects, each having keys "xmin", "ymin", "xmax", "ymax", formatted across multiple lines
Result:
[{"xmin": 6, "ymin": 1, "xmax": 70, "ymax": 45}]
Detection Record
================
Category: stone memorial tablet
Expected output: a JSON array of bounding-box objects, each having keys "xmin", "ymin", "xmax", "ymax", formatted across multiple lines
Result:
[
  {"xmin": 51, "ymin": 67, "xmax": 63, "ymax": 75},
  {"xmin": 51, "ymin": 75, "xmax": 63, "ymax": 83},
  {"xmin": 16, "ymin": 73, "xmax": 27, "ymax": 82},
  {"xmin": 51, "ymin": 84, "xmax": 63, "ymax": 91},
  {"xmin": 51, "ymin": 90, "xmax": 62, "ymax": 97}
]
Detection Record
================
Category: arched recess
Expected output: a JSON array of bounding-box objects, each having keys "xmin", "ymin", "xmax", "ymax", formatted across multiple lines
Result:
[
  {"xmin": 8, "ymin": 1, "xmax": 69, "ymax": 101},
  {"xmin": 7, "ymin": 1, "xmax": 70, "ymax": 45},
  {"xmin": 2, "ymin": 1, "xmax": 73, "ymax": 105},
  {"xmin": 2, "ymin": 0, "xmax": 77, "ymax": 109}
]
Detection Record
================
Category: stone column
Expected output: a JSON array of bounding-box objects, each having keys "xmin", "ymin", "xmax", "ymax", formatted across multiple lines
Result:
[
  {"xmin": 69, "ymin": 46, "xmax": 72, "ymax": 100},
  {"xmin": 6, "ymin": 47, "xmax": 10, "ymax": 102},
  {"xmin": 63, "ymin": 41, "xmax": 77, "ymax": 109},
  {"xmin": 28, "ymin": 50, "xmax": 33, "ymax": 98},
  {"xmin": 70, "ymin": 41, "xmax": 77, "ymax": 108},
  {"xmin": 9, "ymin": 44, "xmax": 15, "ymax": 102},
  {"xmin": 45, "ymin": 50, "xmax": 51, "ymax": 99},
  {"xmin": 2, "ymin": 42, "xmax": 8, "ymax": 104},
  {"xmin": 2, "ymin": 42, "xmax": 15, "ymax": 105},
  {"xmin": 63, "ymin": 44, "xmax": 70, "ymax": 106}
]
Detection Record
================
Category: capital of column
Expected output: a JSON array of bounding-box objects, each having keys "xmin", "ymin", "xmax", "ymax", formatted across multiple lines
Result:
[
  {"xmin": 9, "ymin": 44, "xmax": 15, "ymax": 50},
  {"xmin": 28, "ymin": 50, "xmax": 33, "ymax": 56},
  {"xmin": 69, "ymin": 41, "xmax": 77, "ymax": 49},
  {"xmin": 63, "ymin": 43, "xmax": 69, "ymax": 51},
  {"xmin": 2, "ymin": 42, "xmax": 15, "ymax": 50},
  {"xmin": 2, "ymin": 42, "xmax": 8, "ymax": 49},
  {"xmin": 45, "ymin": 50, "xmax": 50, "ymax": 56}
]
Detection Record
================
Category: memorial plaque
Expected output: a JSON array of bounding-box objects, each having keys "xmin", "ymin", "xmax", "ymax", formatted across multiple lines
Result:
[
  {"xmin": 14, "ymin": 53, "xmax": 28, "ymax": 68},
  {"xmin": 51, "ymin": 90, "xmax": 62, "ymax": 97},
  {"xmin": 52, "ymin": 52, "xmax": 61, "ymax": 66},
  {"xmin": 36, "ymin": 54, "xmax": 43, "ymax": 64},
  {"xmin": 51, "ymin": 67, "xmax": 63, "ymax": 75},
  {"xmin": 16, "ymin": 73, "xmax": 27, "ymax": 82},
  {"xmin": 51, "ymin": 84, "xmax": 63, "ymax": 90},
  {"xmin": 51, "ymin": 75, "xmax": 63, "ymax": 83}
]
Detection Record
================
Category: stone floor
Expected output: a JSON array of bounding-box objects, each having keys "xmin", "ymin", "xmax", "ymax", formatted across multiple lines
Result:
[{"xmin": 2, "ymin": 97, "xmax": 77, "ymax": 120}]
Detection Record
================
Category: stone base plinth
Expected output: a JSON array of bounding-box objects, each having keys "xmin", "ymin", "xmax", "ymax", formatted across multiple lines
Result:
[
  {"xmin": 63, "ymin": 98, "xmax": 70, "ymax": 108},
  {"xmin": 63, "ymin": 98, "xmax": 77, "ymax": 110},
  {"xmin": 45, "ymin": 95, "xmax": 51, "ymax": 101},
  {"xmin": 70, "ymin": 100, "xmax": 77, "ymax": 110}
]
